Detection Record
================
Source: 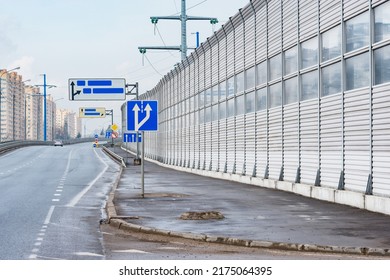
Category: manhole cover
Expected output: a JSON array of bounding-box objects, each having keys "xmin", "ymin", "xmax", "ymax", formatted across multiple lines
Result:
[{"xmin": 180, "ymin": 211, "xmax": 225, "ymax": 220}]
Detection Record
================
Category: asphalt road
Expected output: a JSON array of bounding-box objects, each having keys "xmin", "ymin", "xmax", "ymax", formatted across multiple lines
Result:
[{"xmin": 0, "ymin": 143, "xmax": 120, "ymax": 260}]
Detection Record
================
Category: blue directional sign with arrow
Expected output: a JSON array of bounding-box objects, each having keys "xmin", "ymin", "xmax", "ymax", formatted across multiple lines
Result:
[
  {"xmin": 123, "ymin": 133, "xmax": 142, "ymax": 143},
  {"xmin": 127, "ymin": 100, "xmax": 158, "ymax": 131},
  {"xmin": 69, "ymin": 78, "xmax": 126, "ymax": 100}
]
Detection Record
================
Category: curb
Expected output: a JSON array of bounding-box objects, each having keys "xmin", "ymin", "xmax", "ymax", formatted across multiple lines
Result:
[{"xmin": 104, "ymin": 149, "xmax": 390, "ymax": 257}]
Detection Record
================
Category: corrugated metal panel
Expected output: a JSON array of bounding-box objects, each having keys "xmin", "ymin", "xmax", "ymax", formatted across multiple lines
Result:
[
  {"xmin": 245, "ymin": 112, "xmax": 256, "ymax": 175},
  {"xmin": 299, "ymin": 0, "xmax": 318, "ymax": 41},
  {"xmin": 268, "ymin": 107, "xmax": 283, "ymax": 179},
  {"xmin": 300, "ymin": 99, "xmax": 319, "ymax": 185},
  {"xmin": 256, "ymin": 6, "xmax": 267, "ymax": 62},
  {"xmin": 226, "ymin": 117, "xmax": 235, "ymax": 173},
  {"xmin": 211, "ymin": 42, "xmax": 219, "ymax": 86},
  {"xmin": 256, "ymin": 110, "xmax": 268, "ymax": 177},
  {"xmin": 283, "ymin": 103, "xmax": 299, "ymax": 181},
  {"xmin": 211, "ymin": 120, "xmax": 219, "ymax": 171},
  {"xmin": 372, "ymin": 84, "xmax": 390, "ymax": 196},
  {"xmin": 198, "ymin": 53, "xmax": 205, "ymax": 92},
  {"xmin": 343, "ymin": 89, "xmax": 371, "ymax": 192},
  {"xmin": 343, "ymin": 0, "xmax": 369, "ymax": 20},
  {"xmin": 235, "ymin": 22, "xmax": 245, "ymax": 73},
  {"xmin": 372, "ymin": 0, "xmax": 388, "ymax": 7},
  {"xmin": 219, "ymin": 118, "xmax": 227, "ymax": 172},
  {"xmin": 205, "ymin": 121, "xmax": 212, "ymax": 170},
  {"xmin": 205, "ymin": 47, "xmax": 212, "ymax": 89},
  {"xmin": 226, "ymin": 24, "xmax": 235, "ymax": 78},
  {"xmin": 320, "ymin": 94, "xmax": 343, "ymax": 188},
  {"xmin": 319, "ymin": 0, "xmax": 341, "ymax": 32},
  {"xmin": 245, "ymin": 14, "xmax": 256, "ymax": 68},
  {"xmin": 194, "ymin": 121, "xmax": 200, "ymax": 168},
  {"xmin": 199, "ymin": 121, "xmax": 205, "ymax": 169},
  {"xmin": 268, "ymin": 0, "xmax": 282, "ymax": 57},
  {"xmin": 236, "ymin": 114, "xmax": 245, "ymax": 174},
  {"xmin": 217, "ymin": 34, "xmax": 227, "ymax": 82},
  {"xmin": 282, "ymin": 0, "xmax": 298, "ymax": 49}
]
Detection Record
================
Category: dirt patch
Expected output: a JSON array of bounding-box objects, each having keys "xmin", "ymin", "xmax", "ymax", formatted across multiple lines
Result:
[{"xmin": 180, "ymin": 211, "xmax": 225, "ymax": 220}]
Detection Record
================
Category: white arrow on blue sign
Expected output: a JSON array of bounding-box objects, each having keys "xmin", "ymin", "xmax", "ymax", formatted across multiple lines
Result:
[
  {"xmin": 127, "ymin": 100, "xmax": 158, "ymax": 131},
  {"xmin": 123, "ymin": 133, "xmax": 142, "ymax": 143}
]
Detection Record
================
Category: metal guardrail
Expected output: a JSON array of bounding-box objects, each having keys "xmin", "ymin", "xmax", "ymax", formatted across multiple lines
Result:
[
  {"xmin": 0, "ymin": 138, "xmax": 102, "ymax": 155},
  {"xmin": 102, "ymin": 146, "xmax": 126, "ymax": 167}
]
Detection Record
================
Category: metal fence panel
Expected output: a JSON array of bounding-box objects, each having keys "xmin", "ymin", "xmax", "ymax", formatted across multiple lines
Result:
[{"xmin": 320, "ymin": 94, "xmax": 343, "ymax": 187}]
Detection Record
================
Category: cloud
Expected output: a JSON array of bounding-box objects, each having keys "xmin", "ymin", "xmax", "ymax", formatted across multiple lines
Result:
[{"xmin": 8, "ymin": 56, "xmax": 35, "ymax": 81}]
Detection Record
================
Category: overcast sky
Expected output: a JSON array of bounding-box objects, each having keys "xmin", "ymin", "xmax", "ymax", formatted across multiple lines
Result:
[{"xmin": 1, "ymin": 0, "xmax": 249, "ymax": 134}]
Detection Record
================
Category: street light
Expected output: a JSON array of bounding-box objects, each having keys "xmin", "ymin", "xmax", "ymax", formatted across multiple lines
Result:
[
  {"xmin": 0, "ymin": 66, "xmax": 20, "ymax": 142},
  {"xmin": 35, "ymin": 74, "xmax": 56, "ymax": 141}
]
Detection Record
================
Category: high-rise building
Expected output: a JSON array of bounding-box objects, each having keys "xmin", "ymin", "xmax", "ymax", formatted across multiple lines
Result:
[
  {"xmin": 0, "ymin": 70, "xmax": 25, "ymax": 141},
  {"xmin": 24, "ymin": 85, "xmax": 42, "ymax": 140}
]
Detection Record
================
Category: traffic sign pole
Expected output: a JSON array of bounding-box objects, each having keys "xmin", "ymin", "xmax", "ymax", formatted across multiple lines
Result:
[{"xmin": 141, "ymin": 131, "xmax": 145, "ymax": 198}]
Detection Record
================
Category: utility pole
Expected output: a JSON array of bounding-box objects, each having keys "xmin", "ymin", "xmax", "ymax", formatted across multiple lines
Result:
[{"xmin": 138, "ymin": 0, "xmax": 218, "ymax": 61}]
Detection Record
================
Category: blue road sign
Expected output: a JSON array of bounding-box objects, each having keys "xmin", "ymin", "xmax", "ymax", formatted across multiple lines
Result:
[
  {"xmin": 105, "ymin": 131, "xmax": 112, "ymax": 138},
  {"xmin": 127, "ymin": 100, "xmax": 158, "ymax": 131},
  {"xmin": 123, "ymin": 133, "xmax": 142, "ymax": 143},
  {"xmin": 69, "ymin": 78, "xmax": 126, "ymax": 101},
  {"xmin": 94, "ymin": 134, "xmax": 99, "ymax": 139}
]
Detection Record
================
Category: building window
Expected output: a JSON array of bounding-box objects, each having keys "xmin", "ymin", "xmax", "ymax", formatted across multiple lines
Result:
[
  {"xmin": 236, "ymin": 94, "xmax": 245, "ymax": 116},
  {"xmin": 301, "ymin": 70, "xmax": 318, "ymax": 101},
  {"xmin": 346, "ymin": 52, "xmax": 369, "ymax": 90},
  {"xmin": 219, "ymin": 81, "xmax": 226, "ymax": 100},
  {"xmin": 322, "ymin": 26, "xmax": 341, "ymax": 62},
  {"xmin": 227, "ymin": 76, "xmax": 235, "ymax": 97},
  {"xmin": 256, "ymin": 88, "xmax": 267, "ymax": 111},
  {"xmin": 321, "ymin": 62, "xmax": 341, "ymax": 96},
  {"xmin": 205, "ymin": 106, "xmax": 211, "ymax": 123},
  {"xmin": 284, "ymin": 77, "xmax": 298, "ymax": 104},
  {"xmin": 199, "ymin": 109, "xmax": 204, "ymax": 124},
  {"xmin": 219, "ymin": 101, "xmax": 227, "ymax": 119},
  {"xmin": 212, "ymin": 104, "xmax": 219, "ymax": 121},
  {"xmin": 375, "ymin": 1, "xmax": 390, "ymax": 43},
  {"xmin": 346, "ymin": 12, "xmax": 369, "ymax": 52},
  {"xmin": 245, "ymin": 66, "xmax": 256, "ymax": 90},
  {"xmin": 212, "ymin": 84, "xmax": 219, "ymax": 104},
  {"xmin": 322, "ymin": 62, "xmax": 341, "ymax": 97},
  {"xmin": 269, "ymin": 53, "xmax": 282, "ymax": 81},
  {"xmin": 198, "ymin": 91, "xmax": 205, "ymax": 108},
  {"xmin": 256, "ymin": 60, "xmax": 267, "ymax": 85},
  {"xmin": 227, "ymin": 98, "xmax": 235, "ymax": 117},
  {"xmin": 245, "ymin": 91, "xmax": 255, "ymax": 113},
  {"xmin": 269, "ymin": 82, "xmax": 282, "ymax": 108},
  {"xmin": 301, "ymin": 37, "xmax": 318, "ymax": 69},
  {"xmin": 236, "ymin": 71, "xmax": 245, "ymax": 94},
  {"xmin": 374, "ymin": 45, "xmax": 390, "ymax": 85},
  {"xmin": 205, "ymin": 88, "xmax": 212, "ymax": 106},
  {"xmin": 284, "ymin": 46, "xmax": 298, "ymax": 75}
]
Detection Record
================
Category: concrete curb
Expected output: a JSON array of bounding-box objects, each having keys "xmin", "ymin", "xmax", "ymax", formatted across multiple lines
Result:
[{"xmin": 104, "ymin": 149, "xmax": 390, "ymax": 257}]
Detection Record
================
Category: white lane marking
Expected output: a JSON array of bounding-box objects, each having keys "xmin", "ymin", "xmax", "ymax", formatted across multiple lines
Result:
[
  {"xmin": 44, "ymin": 206, "xmax": 55, "ymax": 225},
  {"xmin": 52, "ymin": 199, "xmax": 60, "ymax": 202},
  {"xmin": 113, "ymin": 249, "xmax": 150, "ymax": 254},
  {"xmin": 66, "ymin": 149, "xmax": 109, "ymax": 207}
]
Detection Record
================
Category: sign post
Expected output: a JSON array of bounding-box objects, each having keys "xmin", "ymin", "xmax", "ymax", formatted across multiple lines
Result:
[{"xmin": 126, "ymin": 100, "xmax": 158, "ymax": 198}]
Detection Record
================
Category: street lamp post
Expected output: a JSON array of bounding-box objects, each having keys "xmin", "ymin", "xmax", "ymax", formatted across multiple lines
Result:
[
  {"xmin": 35, "ymin": 74, "xmax": 56, "ymax": 142},
  {"xmin": 0, "ymin": 66, "xmax": 20, "ymax": 142}
]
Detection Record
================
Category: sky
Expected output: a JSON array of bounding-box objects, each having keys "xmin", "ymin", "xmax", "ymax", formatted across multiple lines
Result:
[{"xmin": 0, "ymin": 0, "xmax": 249, "ymax": 135}]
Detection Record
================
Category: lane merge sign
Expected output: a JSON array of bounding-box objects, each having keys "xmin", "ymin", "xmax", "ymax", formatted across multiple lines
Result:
[
  {"xmin": 127, "ymin": 100, "xmax": 158, "ymax": 131},
  {"xmin": 69, "ymin": 78, "xmax": 126, "ymax": 100},
  {"xmin": 79, "ymin": 107, "xmax": 106, "ymax": 118}
]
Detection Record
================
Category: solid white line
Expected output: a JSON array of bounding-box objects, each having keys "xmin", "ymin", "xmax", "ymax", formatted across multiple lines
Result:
[
  {"xmin": 66, "ymin": 149, "xmax": 109, "ymax": 207},
  {"xmin": 44, "ymin": 205, "xmax": 55, "ymax": 225}
]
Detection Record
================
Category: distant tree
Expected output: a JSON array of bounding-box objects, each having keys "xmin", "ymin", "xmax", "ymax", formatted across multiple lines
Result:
[
  {"xmin": 100, "ymin": 128, "xmax": 104, "ymax": 136},
  {"xmin": 76, "ymin": 132, "xmax": 81, "ymax": 138}
]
